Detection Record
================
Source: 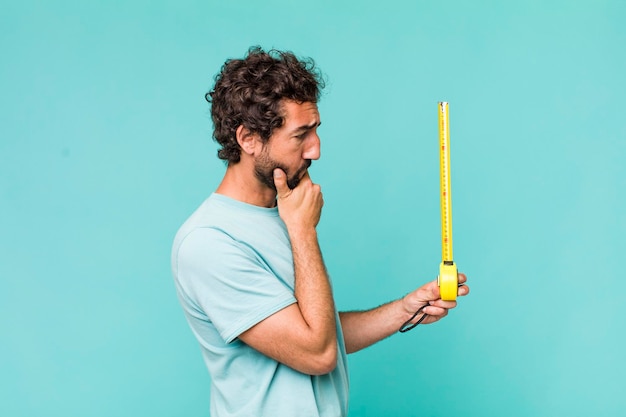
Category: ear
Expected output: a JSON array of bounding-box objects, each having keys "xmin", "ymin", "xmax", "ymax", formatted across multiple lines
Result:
[{"xmin": 236, "ymin": 125, "xmax": 260, "ymax": 156}]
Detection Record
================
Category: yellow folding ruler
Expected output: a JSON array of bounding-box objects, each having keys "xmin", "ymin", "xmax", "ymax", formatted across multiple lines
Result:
[{"xmin": 437, "ymin": 102, "xmax": 458, "ymax": 301}]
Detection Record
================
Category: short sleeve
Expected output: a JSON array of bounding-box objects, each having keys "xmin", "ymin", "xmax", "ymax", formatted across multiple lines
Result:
[{"xmin": 175, "ymin": 227, "xmax": 296, "ymax": 343}]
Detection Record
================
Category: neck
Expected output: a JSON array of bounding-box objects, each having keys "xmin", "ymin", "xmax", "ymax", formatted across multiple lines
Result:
[{"xmin": 215, "ymin": 160, "xmax": 277, "ymax": 208}]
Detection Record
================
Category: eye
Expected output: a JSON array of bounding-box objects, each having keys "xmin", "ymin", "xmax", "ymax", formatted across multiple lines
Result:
[{"xmin": 295, "ymin": 131, "xmax": 308, "ymax": 140}]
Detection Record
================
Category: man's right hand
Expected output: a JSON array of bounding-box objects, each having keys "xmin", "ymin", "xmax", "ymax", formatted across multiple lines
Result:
[{"xmin": 274, "ymin": 168, "xmax": 324, "ymax": 232}]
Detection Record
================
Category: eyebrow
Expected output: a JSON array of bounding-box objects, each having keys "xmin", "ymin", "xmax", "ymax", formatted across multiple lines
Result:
[{"xmin": 291, "ymin": 121, "xmax": 321, "ymax": 135}]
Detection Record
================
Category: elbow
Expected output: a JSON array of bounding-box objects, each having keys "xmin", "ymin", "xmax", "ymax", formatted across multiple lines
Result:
[{"xmin": 307, "ymin": 343, "xmax": 338, "ymax": 375}]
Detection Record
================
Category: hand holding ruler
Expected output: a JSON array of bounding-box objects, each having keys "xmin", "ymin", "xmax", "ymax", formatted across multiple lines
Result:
[{"xmin": 438, "ymin": 102, "xmax": 458, "ymax": 301}]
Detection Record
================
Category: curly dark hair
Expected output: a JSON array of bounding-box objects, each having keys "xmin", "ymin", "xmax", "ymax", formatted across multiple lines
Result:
[{"xmin": 206, "ymin": 46, "xmax": 325, "ymax": 164}]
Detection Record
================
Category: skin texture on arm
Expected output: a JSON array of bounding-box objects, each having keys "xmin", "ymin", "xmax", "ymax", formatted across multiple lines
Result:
[
  {"xmin": 238, "ymin": 169, "xmax": 337, "ymax": 375},
  {"xmin": 339, "ymin": 274, "xmax": 469, "ymax": 354}
]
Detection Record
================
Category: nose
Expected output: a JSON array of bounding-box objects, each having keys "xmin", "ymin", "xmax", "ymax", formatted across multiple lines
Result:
[{"xmin": 302, "ymin": 133, "xmax": 321, "ymax": 160}]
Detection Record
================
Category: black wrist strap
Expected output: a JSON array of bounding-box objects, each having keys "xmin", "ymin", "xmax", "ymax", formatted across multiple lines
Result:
[{"xmin": 399, "ymin": 304, "xmax": 429, "ymax": 333}]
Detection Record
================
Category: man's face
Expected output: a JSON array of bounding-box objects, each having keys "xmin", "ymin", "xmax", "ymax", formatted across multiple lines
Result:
[{"xmin": 254, "ymin": 100, "xmax": 321, "ymax": 190}]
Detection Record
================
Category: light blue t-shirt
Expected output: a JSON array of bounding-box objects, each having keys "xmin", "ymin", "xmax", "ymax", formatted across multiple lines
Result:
[{"xmin": 171, "ymin": 193, "xmax": 349, "ymax": 417}]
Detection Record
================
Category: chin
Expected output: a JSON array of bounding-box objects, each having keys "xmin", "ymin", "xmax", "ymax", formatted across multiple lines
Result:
[
  {"xmin": 287, "ymin": 166, "xmax": 309, "ymax": 189},
  {"xmin": 286, "ymin": 175, "xmax": 301, "ymax": 190}
]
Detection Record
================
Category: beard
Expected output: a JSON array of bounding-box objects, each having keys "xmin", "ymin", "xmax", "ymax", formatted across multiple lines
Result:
[{"xmin": 254, "ymin": 151, "xmax": 312, "ymax": 191}]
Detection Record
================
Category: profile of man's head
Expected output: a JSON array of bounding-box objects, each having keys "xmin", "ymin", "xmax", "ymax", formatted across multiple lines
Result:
[{"xmin": 206, "ymin": 47, "xmax": 324, "ymax": 165}]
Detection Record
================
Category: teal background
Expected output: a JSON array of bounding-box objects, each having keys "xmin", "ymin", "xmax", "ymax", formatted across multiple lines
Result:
[{"xmin": 2, "ymin": 1, "xmax": 625, "ymax": 416}]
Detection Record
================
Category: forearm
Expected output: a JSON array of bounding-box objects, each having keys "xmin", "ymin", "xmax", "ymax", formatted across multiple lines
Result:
[
  {"xmin": 238, "ymin": 227, "xmax": 338, "ymax": 375},
  {"xmin": 239, "ymin": 169, "xmax": 339, "ymax": 375},
  {"xmin": 290, "ymin": 227, "xmax": 337, "ymax": 359},
  {"xmin": 339, "ymin": 299, "xmax": 411, "ymax": 354},
  {"xmin": 339, "ymin": 276, "xmax": 469, "ymax": 354}
]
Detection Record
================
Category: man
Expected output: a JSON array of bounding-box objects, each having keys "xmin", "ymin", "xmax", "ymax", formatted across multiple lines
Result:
[{"xmin": 171, "ymin": 47, "xmax": 469, "ymax": 417}]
